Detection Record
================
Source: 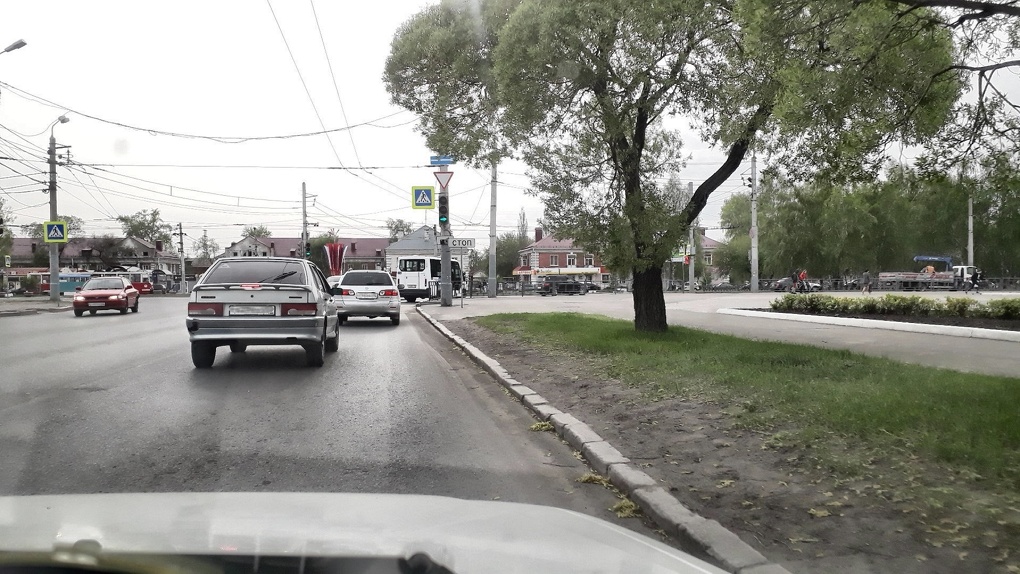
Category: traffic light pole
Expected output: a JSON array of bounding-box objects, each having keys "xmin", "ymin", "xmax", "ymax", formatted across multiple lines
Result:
[{"xmin": 438, "ymin": 165, "xmax": 453, "ymax": 307}]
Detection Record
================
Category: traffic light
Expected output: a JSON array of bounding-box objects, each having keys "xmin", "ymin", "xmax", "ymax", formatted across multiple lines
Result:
[
  {"xmin": 0, "ymin": 216, "xmax": 5, "ymax": 237},
  {"xmin": 305, "ymin": 242, "xmax": 312, "ymax": 257},
  {"xmin": 437, "ymin": 193, "xmax": 449, "ymax": 226}
]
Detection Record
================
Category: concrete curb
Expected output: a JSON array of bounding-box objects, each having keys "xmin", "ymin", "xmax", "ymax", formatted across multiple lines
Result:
[
  {"xmin": 719, "ymin": 307, "xmax": 1020, "ymax": 343},
  {"xmin": 0, "ymin": 306, "xmax": 73, "ymax": 317},
  {"xmin": 416, "ymin": 307, "xmax": 791, "ymax": 574}
]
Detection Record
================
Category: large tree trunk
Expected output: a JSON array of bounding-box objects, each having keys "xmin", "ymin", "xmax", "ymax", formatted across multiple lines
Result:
[{"xmin": 632, "ymin": 264, "xmax": 667, "ymax": 332}]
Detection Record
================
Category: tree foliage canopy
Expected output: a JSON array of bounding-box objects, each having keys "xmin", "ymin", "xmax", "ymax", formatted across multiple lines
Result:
[
  {"xmin": 242, "ymin": 225, "xmax": 272, "ymax": 239},
  {"xmin": 389, "ymin": 0, "xmax": 982, "ymax": 330},
  {"xmin": 717, "ymin": 152, "xmax": 1020, "ymax": 281},
  {"xmin": 117, "ymin": 209, "xmax": 173, "ymax": 245}
]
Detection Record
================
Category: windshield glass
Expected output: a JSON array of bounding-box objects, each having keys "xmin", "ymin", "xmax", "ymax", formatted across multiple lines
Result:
[
  {"xmin": 203, "ymin": 260, "xmax": 306, "ymax": 285},
  {"xmin": 82, "ymin": 278, "xmax": 125, "ymax": 290},
  {"xmin": 341, "ymin": 272, "xmax": 393, "ymax": 286},
  {"xmin": 5, "ymin": 3, "xmax": 1017, "ymax": 572}
]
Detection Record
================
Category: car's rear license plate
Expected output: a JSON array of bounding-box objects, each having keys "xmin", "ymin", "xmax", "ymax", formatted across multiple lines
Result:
[
  {"xmin": 406, "ymin": 284, "xmax": 416, "ymax": 289},
  {"xmin": 356, "ymin": 293, "xmax": 377, "ymax": 300},
  {"xmin": 230, "ymin": 305, "xmax": 275, "ymax": 316},
  {"xmin": 88, "ymin": 302, "xmax": 104, "ymax": 307}
]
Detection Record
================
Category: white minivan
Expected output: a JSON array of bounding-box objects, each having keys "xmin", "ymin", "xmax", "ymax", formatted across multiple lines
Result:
[{"xmin": 395, "ymin": 256, "xmax": 463, "ymax": 303}]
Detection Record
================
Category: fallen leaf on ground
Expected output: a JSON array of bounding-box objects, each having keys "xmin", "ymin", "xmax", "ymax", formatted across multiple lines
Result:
[
  {"xmin": 808, "ymin": 508, "xmax": 831, "ymax": 518},
  {"xmin": 717, "ymin": 480, "xmax": 735, "ymax": 488}
]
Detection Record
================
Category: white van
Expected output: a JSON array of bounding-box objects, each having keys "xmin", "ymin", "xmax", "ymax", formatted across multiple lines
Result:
[{"xmin": 395, "ymin": 256, "xmax": 463, "ymax": 303}]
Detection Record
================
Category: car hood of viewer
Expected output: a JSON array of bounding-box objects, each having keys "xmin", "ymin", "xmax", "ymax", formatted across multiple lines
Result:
[{"xmin": 0, "ymin": 492, "xmax": 725, "ymax": 574}]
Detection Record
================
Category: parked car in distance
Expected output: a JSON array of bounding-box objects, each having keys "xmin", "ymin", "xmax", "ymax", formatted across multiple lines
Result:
[
  {"xmin": 537, "ymin": 276, "xmax": 587, "ymax": 296},
  {"xmin": 710, "ymin": 281, "xmax": 737, "ymax": 291},
  {"xmin": 582, "ymin": 282, "xmax": 602, "ymax": 291},
  {"xmin": 73, "ymin": 276, "xmax": 140, "ymax": 317},
  {"xmin": 185, "ymin": 257, "xmax": 340, "ymax": 368},
  {"xmin": 333, "ymin": 270, "xmax": 402, "ymax": 325}
]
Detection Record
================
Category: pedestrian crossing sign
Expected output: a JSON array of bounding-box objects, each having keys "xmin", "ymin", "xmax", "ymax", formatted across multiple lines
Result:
[
  {"xmin": 412, "ymin": 186, "xmax": 435, "ymax": 209},
  {"xmin": 44, "ymin": 221, "xmax": 68, "ymax": 243}
]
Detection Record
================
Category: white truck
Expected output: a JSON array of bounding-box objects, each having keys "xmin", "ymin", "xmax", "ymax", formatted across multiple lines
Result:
[{"xmin": 877, "ymin": 256, "xmax": 975, "ymax": 291}]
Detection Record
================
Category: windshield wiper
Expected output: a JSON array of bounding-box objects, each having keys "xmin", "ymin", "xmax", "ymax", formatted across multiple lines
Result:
[{"xmin": 256, "ymin": 270, "xmax": 297, "ymax": 283}]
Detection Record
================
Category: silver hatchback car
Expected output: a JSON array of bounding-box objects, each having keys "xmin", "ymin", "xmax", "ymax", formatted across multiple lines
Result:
[
  {"xmin": 333, "ymin": 270, "xmax": 402, "ymax": 325},
  {"xmin": 185, "ymin": 257, "xmax": 341, "ymax": 368}
]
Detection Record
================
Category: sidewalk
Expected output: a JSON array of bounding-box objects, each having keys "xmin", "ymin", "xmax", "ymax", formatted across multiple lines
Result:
[
  {"xmin": 0, "ymin": 296, "xmax": 74, "ymax": 317},
  {"xmin": 419, "ymin": 292, "xmax": 1020, "ymax": 378}
]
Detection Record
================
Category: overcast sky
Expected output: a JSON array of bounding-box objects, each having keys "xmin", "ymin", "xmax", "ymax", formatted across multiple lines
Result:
[{"xmin": 0, "ymin": 1, "xmax": 927, "ymax": 253}]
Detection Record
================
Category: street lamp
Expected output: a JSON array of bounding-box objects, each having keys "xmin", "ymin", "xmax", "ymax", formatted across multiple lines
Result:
[
  {"xmin": 2, "ymin": 39, "xmax": 26, "ymax": 54},
  {"xmin": 48, "ymin": 115, "xmax": 70, "ymax": 303}
]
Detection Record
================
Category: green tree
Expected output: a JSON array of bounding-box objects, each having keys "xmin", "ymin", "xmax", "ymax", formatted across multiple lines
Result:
[
  {"xmin": 495, "ymin": 231, "xmax": 529, "ymax": 279},
  {"xmin": 191, "ymin": 232, "xmax": 220, "ymax": 266},
  {"xmin": 0, "ymin": 197, "xmax": 14, "ymax": 258},
  {"xmin": 384, "ymin": 0, "xmax": 520, "ymax": 165},
  {"xmin": 492, "ymin": 0, "xmax": 958, "ymax": 330},
  {"xmin": 117, "ymin": 209, "xmax": 172, "ymax": 245},
  {"xmin": 385, "ymin": 218, "xmax": 414, "ymax": 242},
  {"xmin": 242, "ymin": 225, "xmax": 272, "ymax": 239},
  {"xmin": 19, "ymin": 215, "xmax": 85, "ymax": 239}
]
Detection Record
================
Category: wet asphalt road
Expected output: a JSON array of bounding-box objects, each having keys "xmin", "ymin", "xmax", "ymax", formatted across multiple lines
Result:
[{"xmin": 0, "ymin": 296, "xmax": 651, "ymax": 535}]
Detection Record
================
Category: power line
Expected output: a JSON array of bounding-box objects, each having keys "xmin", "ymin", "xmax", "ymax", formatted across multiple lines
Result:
[
  {"xmin": 0, "ymin": 80, "xmax": 413, "ymax": 143},
  {"xmin": 79, "ymin": 164, "xmax": 302, "ymax": 205},
  {"xmin": 75, "ymin": 162, "xmax": 431, "ymax": 170},
  {"xmin": 266, "ymin": 0, "xmax": 346, "ymax": 169},
  {"xmin": 309, "ymin": 0, "xmax": 362, "ymax": 167}
]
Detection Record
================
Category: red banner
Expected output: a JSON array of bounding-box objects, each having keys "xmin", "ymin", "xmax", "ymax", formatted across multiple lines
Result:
[{"xmin": 325, "ymin": 243, "xmax": 345, "ymax": 276}]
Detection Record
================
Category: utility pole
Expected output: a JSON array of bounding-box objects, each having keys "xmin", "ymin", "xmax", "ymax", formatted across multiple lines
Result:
[
  {"xmin": 688, "ymin": 182, "xmax": 695, "ymax": 293},
  {"xmin": 302, "ymin": 182, "xmax": 308, "ymax": 259},
  {"xmin": 47, "ymin": 133, "xmax": 59, "ymax": 302},
  {"xmin": 178, "ymin": 223, "xmax": 187, "ymax": 294},
  {"xmin": 968, "ymin": 195, "xmax": 974, "ymax": 266},
  {"xmin": 488, "ymin": 160, "xmax": 497, "ymax": 298},
  {"xmin": 750, "ymin": 152, "xmax": 759, "ymax": 293},
  {"xmin": 438, "ymin": 165, "xmax": 453, "ymax": 306}
]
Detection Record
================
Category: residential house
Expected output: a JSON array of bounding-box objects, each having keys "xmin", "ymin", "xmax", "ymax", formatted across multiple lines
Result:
[
  {"xmin": 665, "ymin": 227, "xmax": 726, "ymax": 288},
  {"xmin": 7, "ymin": 236, "xmax": 181, "ymax": 275},
  {"xmin": 515, "ymin": 228, "xmax": 612, "ymax": 287},
  {"xmin": 219, "ymin": 236, "xmax": 389, "ymax": 272},
  {"xmin": 384, "ymin": 226, "xmax": 466, "ymax": 271},
  {"xmin": 220, "ymin": 236, "xmax": 303, "ymax": 258},
  {"xmin": 335, "ymin": 237, "xmax": 390, "ymax": 271}
]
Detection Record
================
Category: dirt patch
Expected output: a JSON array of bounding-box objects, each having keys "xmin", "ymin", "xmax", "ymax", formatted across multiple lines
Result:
[
  {"xmin": 756, "ymin": 309, "xmax": 1020, "ymax": 331},
  {"xmin": 444, "ymin": 317, "xmax": 1018, "ymax": 574}
]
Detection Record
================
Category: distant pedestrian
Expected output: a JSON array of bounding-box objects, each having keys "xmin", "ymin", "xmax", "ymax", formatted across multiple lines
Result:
[
  {"xmin": 798, "ymin": 269, "xmax": 809, "ymax": 292},
  {"xmin": 922, "ymin": 264, "xmax": 936, "ymax": 290},
  {"xmin": 861, "ymin": 269, "xmax": 872, "ymax": 294},
  {"xmin": 789, "ymin": 270, "xmax": 799, "ymax": 293},
  {"xmin": 965, "ymin": 268, "xmax": 983, "ymax": 294}
]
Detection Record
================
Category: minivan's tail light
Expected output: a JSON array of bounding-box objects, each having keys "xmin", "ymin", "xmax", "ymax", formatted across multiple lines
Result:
[
  {"xmin": 380, "ymin": 289, "xmax": 398, "ymax": 297},
  {"xmin": 282, "ymin": 303, "xmax": 317, "ymax": 316},
  {"xmin": 188, "ymin": 303, "xmax": 223, "ymax": 316}
]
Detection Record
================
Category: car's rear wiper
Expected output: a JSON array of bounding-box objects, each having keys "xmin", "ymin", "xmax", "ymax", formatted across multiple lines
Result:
[{"xmin": 256, "ymin": 270, "xmax": 297, "ymax": 283}]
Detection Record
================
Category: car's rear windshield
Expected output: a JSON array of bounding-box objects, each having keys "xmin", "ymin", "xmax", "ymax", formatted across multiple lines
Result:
[
  {"xmin": 83, "ymin": 278, "xmax": 124, "ymax": 290},
  {"xmin": 203, "ymin": 260, "xmax": 306, "ymax": 285},
  {"xmin": 341, "ymin": 272, "xmax": 393, "ymax": 286}
]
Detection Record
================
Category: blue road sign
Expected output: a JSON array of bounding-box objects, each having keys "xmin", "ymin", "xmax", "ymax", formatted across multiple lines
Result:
[
  {"xmin": 44, "ymin": 221, "xmax": 67, "ymax": 243},
  {"xmin": 429, "ymin": 155, "xmax": 455, "ymax": 166},
  {"xmin": 412, "ymin": 186, "xmax": 435, "ymax": 209}
]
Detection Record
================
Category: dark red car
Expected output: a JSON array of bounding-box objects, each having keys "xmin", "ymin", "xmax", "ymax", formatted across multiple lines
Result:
[{"xmin": 72, "ymin": 276, "xmax": 140, "ymax": 317}]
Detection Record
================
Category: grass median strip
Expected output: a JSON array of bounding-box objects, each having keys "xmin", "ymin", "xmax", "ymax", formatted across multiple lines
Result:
[{"xmin": 474, "ymin": 312, "xmax": 1020, "ymax": 491}]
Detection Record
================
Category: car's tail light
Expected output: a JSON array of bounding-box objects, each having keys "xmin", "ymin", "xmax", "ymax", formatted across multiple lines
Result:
[
  {"xmin": 341, "ymin": 289, "xmax": 355, "ymax": 296},
  {"xmin": 282, "ymin": 303, "xmax": 317, "ymax": 316},
  {"xmin": 188, "ymin": 303, "xmax": 223, "ymax": 316},
  {"xmin": 379, "ymin": 289, "xmax": 398, "ymax": 297}
]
